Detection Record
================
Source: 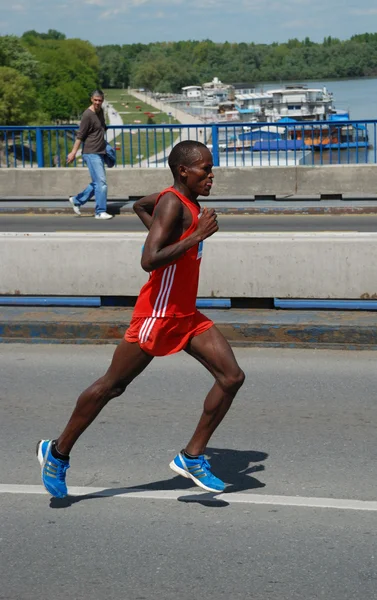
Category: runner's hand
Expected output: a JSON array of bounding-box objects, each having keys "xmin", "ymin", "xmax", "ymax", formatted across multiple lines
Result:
[{"xmin": 196, "ymin": 207, "xmax": 219, "ymax": 240}]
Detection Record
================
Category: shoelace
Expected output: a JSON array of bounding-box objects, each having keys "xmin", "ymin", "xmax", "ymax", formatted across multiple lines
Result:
[
  {"xmin": 200, "ymin": 458, "xmax": 211, "ymax": 473},
  {"xmin": 57, "ymin": 462, "xmax": 70, "ymax": 482}
]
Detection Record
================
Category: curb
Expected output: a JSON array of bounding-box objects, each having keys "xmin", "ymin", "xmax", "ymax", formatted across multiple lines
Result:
[
  {"xmin": 2, "ymin": 314, "xmax": 377, "ymax": 349},
  {"xmin": 3, "ymin": 201, "xmax": 377, "ymax": 216},
  {"xmin": 4, "ymin": 206, "xmax": 377, "ymax": 216}
]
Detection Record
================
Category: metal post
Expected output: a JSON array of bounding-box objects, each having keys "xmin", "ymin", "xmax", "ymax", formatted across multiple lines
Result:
[
  {"xmin": 36, "ymin": 127, "xmax": 44, "ymax": 168},
  {"xmin": 211, "ymin": 124, "xmax": 219, "ymax": 167}
]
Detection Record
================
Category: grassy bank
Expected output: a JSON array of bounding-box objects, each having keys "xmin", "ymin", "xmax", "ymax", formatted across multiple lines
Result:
[
  {"xmin": 104, "ymin": 89, "xmax": 179, "ymax": 126},
  {"xmin": 104, "ymin": 89, "xmax": 180, "ymax": 165}
]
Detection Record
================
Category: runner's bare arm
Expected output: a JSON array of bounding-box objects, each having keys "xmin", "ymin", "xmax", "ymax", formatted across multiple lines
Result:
[
  {"xmin": 133, "ymin": 192, "xmax": 160, "ymax": 230},
  {"xmin": 141, "ymin": 193, "xmax": 218, "ymax": 272}
]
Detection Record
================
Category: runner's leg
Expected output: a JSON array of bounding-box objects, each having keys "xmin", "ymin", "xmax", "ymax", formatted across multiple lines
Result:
[
  {"xmin": 184, "ymin": 325, "xmax": 245, "ymax": 456},
  {"xmin": 56, "ymin": 339, "xmax": 153, "ymax": 455}
]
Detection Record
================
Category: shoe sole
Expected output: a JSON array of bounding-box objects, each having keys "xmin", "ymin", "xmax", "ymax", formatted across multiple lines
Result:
[
  {"xmin": 36, "ymin": 439, "xmax": 48, "ymax": 468},
  {"xmin": 169, "ymin": 460, "xmax": 224, "ymax": 494}
]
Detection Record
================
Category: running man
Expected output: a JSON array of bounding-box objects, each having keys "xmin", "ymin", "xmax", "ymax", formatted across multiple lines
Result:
[{"xmin": 37, "ymin": 140, "xmax": 245, "ymax": 498}]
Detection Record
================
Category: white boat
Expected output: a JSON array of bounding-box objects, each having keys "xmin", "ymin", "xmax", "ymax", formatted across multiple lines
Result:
[
  {"xmin": 234, "ymin": 85, "xmax": 335, "ymax": 123},
  {"xmin": 228, "ymin": 86, "xmax": 369, "ymax": 152}
]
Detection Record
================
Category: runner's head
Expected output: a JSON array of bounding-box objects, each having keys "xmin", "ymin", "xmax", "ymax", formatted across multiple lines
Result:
[{"xmin": 168, "ymin": 141, "xmax": 214, "ymax": 197}]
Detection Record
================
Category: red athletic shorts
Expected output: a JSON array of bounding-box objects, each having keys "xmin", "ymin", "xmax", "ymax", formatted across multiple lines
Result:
[{"xmin": 124, "ymin": 310, "xmax": 214, "ymax": 356}]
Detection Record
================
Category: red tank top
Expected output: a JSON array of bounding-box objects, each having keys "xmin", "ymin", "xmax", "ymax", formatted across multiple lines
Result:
[{"xmin": 133, "ymin": 187, "xmax": 203, "ymax": 318}]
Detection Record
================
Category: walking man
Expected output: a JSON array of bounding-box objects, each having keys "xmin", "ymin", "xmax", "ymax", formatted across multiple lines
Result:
[
  {"xmin": 37, "ymin": 140, "xmax": 245, "ymax": 498},
  {"xmin": 67, "ymin": 89, "xmax": 113, "ymax": 220}
]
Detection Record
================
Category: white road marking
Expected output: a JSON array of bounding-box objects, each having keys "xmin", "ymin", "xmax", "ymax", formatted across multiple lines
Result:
[{"xmin": 0, "ymin": 484, "xmax": 376, "ymax": 511}]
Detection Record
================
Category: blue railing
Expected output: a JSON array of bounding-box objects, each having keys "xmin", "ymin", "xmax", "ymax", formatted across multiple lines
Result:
[{"xmin": 1, "ymin": 120, "xmax": 376, "ymax": 168}]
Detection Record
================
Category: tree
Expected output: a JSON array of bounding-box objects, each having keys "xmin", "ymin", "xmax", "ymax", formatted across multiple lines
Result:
[
  {"xmin": 96, "ymin": 46, "xmax": 129, "ymax": 88},
  {"xmin": 22, "ymin": 29, "xmax": 66, "ymax": 41},
  {"xmin": 131, "ymin": 61, "xmax": 163, "ymax": 91},
  {"xmin": 22, "ymin": 36, "xmax": 100, "ymax": 121},
  {"xmin": 0, "ymin": 66, "xmax": 37, "ymax": 124},
  {"xmin": 0, "ymin": 35, "xmax": 39, "ymax": 80}
]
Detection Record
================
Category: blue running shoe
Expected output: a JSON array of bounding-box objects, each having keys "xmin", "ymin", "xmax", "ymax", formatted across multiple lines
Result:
[
  {"xmin": 36, "ymin": 440, "xmax": 69, "ymax": 498},
  {"xmin": 169, "ymin": 452, "xmax": 225, "ymax": 493}
]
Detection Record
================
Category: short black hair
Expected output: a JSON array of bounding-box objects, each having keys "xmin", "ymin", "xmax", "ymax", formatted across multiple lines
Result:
[
  {"xmin": 168, "ymin": 140, "xmax": 209, "ymax": 177},
  {"xmin": 91, "ymin": 89, "xmax": 104, "ymax": 99}
]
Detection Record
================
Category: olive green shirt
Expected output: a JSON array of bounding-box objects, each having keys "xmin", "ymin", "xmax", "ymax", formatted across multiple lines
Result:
[{"xmin": 76, "ymin": 108, "xmax": 107, "ymax": 154}]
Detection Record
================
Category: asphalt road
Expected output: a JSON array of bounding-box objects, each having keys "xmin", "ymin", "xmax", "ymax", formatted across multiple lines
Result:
[
  {"xmin": 2, "ymin": 213, "xmax": 377, "ymax": 232},
  {"xmin": 1, "ymin": 344, "xmax": 377, "ymax": 600}
]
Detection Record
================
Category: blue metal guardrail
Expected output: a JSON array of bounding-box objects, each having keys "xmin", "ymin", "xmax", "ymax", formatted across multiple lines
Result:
[
  {"xmin": 0, "ymin": 296, "xmax": 231, "ymax": 308},
  {"xmin": 0, "ymin": 120, "xmax": 376, "ymax": 168}
]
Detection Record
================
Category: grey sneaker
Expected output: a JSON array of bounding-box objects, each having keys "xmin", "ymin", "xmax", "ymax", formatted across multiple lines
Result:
[
  {"xmin": 95, "ymin": 212, "xmax": 113, "ymax": 220},
  {"xmin": 69, "ymin": 196, "xmax": 81, "ymax": 216}
]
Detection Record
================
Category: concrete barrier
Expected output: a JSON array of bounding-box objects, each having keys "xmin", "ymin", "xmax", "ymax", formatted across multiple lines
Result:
[
  {"xmin": 1, "ymin": 164, "xmax": 377, "ymax": 199},
  {"xmin": 296, "ymin": 164, "xmax": 377, "ymax": 196},
  {"xmin": 1, "ymin": 232, "xmax": 377, "ymax": 299},
  {"xmin": 0, "ymin": 168, "xmax": 171, "ymax": 199}
]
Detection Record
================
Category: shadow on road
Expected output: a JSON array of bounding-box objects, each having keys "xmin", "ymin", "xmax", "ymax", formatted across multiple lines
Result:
[{"xmin": 49, "ymin": 447, "xmax": 268, "ymax": 510}]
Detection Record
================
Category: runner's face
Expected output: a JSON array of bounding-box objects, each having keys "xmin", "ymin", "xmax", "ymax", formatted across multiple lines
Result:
[{"xmin": 184, "ymin": 149, "xmax": 214, "ymax": 196}]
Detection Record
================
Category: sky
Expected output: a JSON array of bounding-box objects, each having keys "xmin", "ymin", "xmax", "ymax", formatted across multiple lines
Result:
[{"xmin": 1, "ymin": 0, "xmax": 377, "ymax": 46}]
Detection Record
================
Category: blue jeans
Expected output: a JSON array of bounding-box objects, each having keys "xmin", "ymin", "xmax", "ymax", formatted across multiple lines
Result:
[{"xmin": 73, "ymin": 153, "xmax": 107, "ymax": 215}]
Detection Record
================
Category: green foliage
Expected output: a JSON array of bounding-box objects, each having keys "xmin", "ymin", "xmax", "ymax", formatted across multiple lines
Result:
[
  {"xmin": 97, "ymin": 35, "xmax": 377, "ymax": 92},
  {"xmin": 96, "ymin": 45, "xmax": 130, "ymax": 88},
  {"xmin": 0, "ymin": 35, "xmax": 39, "ymax": 80},
  {"xmin": 22, "ymin": 29, "xmax": 66, "ymax": 41},
  {"xmin": 3, "ymin": 30, "xmax": 377, "ymax": 126},
  {"xmin": 0, "ymin": 66, "xmax": 38, "ymax": 125},
  {"xmin": 22, "ymin": 34, "xmax": 100, "ymax": 122},
  {"xmin": 0, "ymin": 31, "xmax": 99, "ymax": 124}
]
